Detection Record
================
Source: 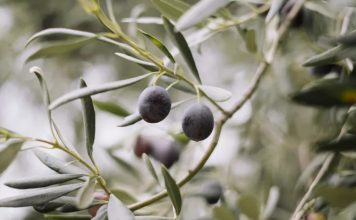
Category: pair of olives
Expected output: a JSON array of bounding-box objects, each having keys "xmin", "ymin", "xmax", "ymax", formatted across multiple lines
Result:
[{"xmin": 138, "ymin": 86, "xmax": 214, "ymax": 142}]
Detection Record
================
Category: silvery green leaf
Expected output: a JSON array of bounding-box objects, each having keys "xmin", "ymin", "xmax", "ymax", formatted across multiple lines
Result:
[
  {"xmin": 117, "ymin": 113, "xmax": 142, "ymax": 127},
  {"xmin": 0, "ymin": 183, "xmax": 82, "ymax": 207},
  {"xmin": 114, "ymin": 52, "xmax": 156, "ymax": 67},
  {"xmin": 110, "ymin": 188, "xmax": 137, "ymax": 205},
  {"xmin": 26, "ymin": 37, "xmax": 96, "ymax": 62},
  {"xmin": 161, "ymin": 166, "xmax": 182, "ymax": 215},
  {"xmin": 151, "ymin": 0, "xmax": 190, "ymax": 21},
  {"xmin": 49, "ymin": 72, "xmax": 153, "ymax": 110},
  {"xmin": 303, "ymin": 45, "xmax": 345, "ymax": 67},
  {"xmin": 92, "ymin": 204, "xmax": 108, "ymax": 220},
  {"xmin": 79, "ymin": 79, "xmax": 96, "ymax": 163},
  {"xmin": 143, "ymin": 153, "xmax": 160, "ymax": 184},
  {"xmin": 198, "ymin": 85, "xmax": 232, "ymax": 102},
  {"xmin": 122, "ymin": 17, "xmax": 163, "ymax": 25},
  {"xmin": 175, "ymin": 0, "xmax": 229, "ymax": 31},
  {"xmin": 34, "ymin": 150, "xmax": 84, "ymax": 174},
  {"xmin": 93, "ymin": 100, "xmax": 130, "ymax": 117},
  {"xmin": 76, "ymin": 177, "xmax": 96, "ymax": 209},
  {"xmin": 265, "ymin": 0, "xmax": 286, "ymax": 23},
  {"xmin": 107, "ymin": 195, "xmax": 134, "ymax": 220},
  {"xmin": 163, "ymin": 17, "xmax": 201, "ymax": 84},
  {"xmin": 0, "ymin": 141, "xmax": 24, "ymax": 175},
  {"xmin": 4, "ymin": 174, "xmax": 84, "ymax": 189}
]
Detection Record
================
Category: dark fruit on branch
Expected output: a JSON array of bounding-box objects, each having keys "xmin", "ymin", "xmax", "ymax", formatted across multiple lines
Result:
[
  {"xmin": 138, "ymin": 86, "xmax": 171, "ymax": 123},
  {"xmin": 202, "ymin": 181, "xmax": 223, "ymax": 204},
  {"xmin": 134, "ymin": 135, "xmax": 153, "ymax": 158},
  {"xmin": 182, "ymin": 103, "xmax": 214, "ymax": 141}
]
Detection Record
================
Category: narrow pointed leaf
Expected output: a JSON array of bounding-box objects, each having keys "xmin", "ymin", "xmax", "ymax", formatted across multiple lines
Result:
[
  {"xmin": 237, "ymin": 194, "xmax": 260, "ymax": 220},
  {"xmin": 93, "ymin": 100, "xmax": 130, "ymax": 117},
  {"xmin": 314, "ymin": 185, "xmax": 356, "ymax": 208},
  {"xmin": 303, "ymin": 45, "xmax": 345, "ymax": 67},
  {"xmin": 143, "ymin": 153, "xmax": 160, "ymax": 184},
  {"xmin": 26, "ymin": 37, "xmax": 96, "ymax": 62},
  {"xmin": 110, "ymin": 188, "xmax": 137, "ymax": 204},
  {"xmin": 92, "ymin": 204, "xmax": 108, "ymax": 220},
  {"xmin": 138, "ymin": 29, "xmax": 175, "ymax": 63},
  {"xmin": 161, "ymin": 76, "xmax": 195, "ymax": 94},
  {"xmin": 107, "ymin": 195, "xmax": 134, "ymax": 220},
  {"xmin": 0, "ymin": 183, "xmax": 82, "ymax": 207},
  {"xmin": 245, "ymin": 29, "xmax": 257, "ymax": 53},
  {"xmin": 34, "ymin": 150, "xmax": 84, "ymax": 174},
  {"xmin": 151, "ymin": 0, "xmax": 190, "ymax": 21},
  {"xmin": 317, "ymin": 134, "xmax": 356, "ymax": 152},
  {"xmin": 162, "ymin": 17, "xmax": 201, "ymax": 84},
  {"xmin": 4, "ymin": 174, "xmax": 84, "ymax": 189},
  {"xmin": 334, "ymin": 30, "xmax": 356, "ymax": 46},
  {"xmin": 79, "ymin": 79, "xmax": 96, "ymax": 162},
  {"xmin": 175, "ymin": 0, "xmax": 229, "ymax": 31},
  {"xmin": 0, "ymin": 141, "xmax": 23, "ymax": 175},
  {"xmin": 198, "ymin": 85, "xmax": 232, "ymax": 102},
  {"xmin": 114, "ymin": 52, "xmax": 156, "ymax": 67},
  {"xmin": 49, "ymin": 73, "xmax": 153, "ymax": 110},
  {"xmin": 76, "ymin": 177, "xmax": 96, "ymax": 209},
  {"xmin": 161, "ymin": 166, "xmax": 182, "ymax": 215}
]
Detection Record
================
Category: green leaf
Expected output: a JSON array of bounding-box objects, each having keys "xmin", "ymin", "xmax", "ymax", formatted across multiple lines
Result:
[
  {"xmin": 34, "ymin": 150, "xmax": 84, "ymax": 174},
  {"xmin": 314, "ymin": 184, "xmax": 356, "ymax": 208},
  {"xmin": 114, "ymin": 52, "xmax": 156, "ymax": 67},
  {"xmin": 151, "ymin": 0, "xmax": 190, "ymax": 21},
  {"xmin": 138, "ymin": 29, "xmax": 175, "ymax": 63},
  {"xmin": 26, "ymin": 37, "xmax": 96, "ymax": 62},
  {"xmin": 0, "ymin": 183, "xmax": 82, "ymax": 207},
  {"xmin": 4, "ymin": 174, "xmax": 84, "ymax": 189},
  {"xmin": 175, "ymin": 0, "xmax": 229, "ymax": 31},
  {"xmin": 317, "ymin": 134, "xmax": 356, "ymax": 152},
  {"xmin": 143, "ymin": 153, "xmax": 160, "ymax": 184},
  {"xmin": 245, "ymin": 29, "xmax": 257, "ymax": 53},
  {"xmin": 110, "ymin": 188, "xmax": 137, "ymax": 205},
  {"xmin": 265, "ymin": 0, "xmax": 285, "ymax": 23},
  {"xmin": 162, "ymin": 17, "xmax": 201, "ymax": 84},
  {"xmin": 79, "ymin": 79, "xmax": 96, "ymax": 163},
  {"xmin": 161, "ymin": 76, "xmax": 195, "ymax": 94},
  {"xmin": 161, "ymin": 166, "xmax": 182, "ymax": 215},
  {"xmin": 107, "ymin": 195, "xmax": 134, "ymax": 220},
  {"xmin": 92, "ymin": 204, "xmax": 108, "ymax": 220},
  {"xmin": 49, "ymin": 72, "xmax": 153, "ymax": 110},
  {"xmin": 237, "ymin": 194, "xmax": 260, "ymax": 220},
  {"xmin": 213, "ymin": 206, "xmax": 235, "ymax": 220},
  {"xmin": 291, "ymin": 79, "xmax": 356, "ymax": 107},
  {"xmin": 117, "ymin": 113, "xmax": 142, "ymax": 127},
  {"xmin": 198, "ymin": 85, "xmax": 232, "ymax": 102},
  {"xmin": 303, "ymin": 45, "xmax": 356, "ymax": 67},
  {"xmin": 0, "ymin": 141, "xmax": 23, "ymax": 175},
  {"xmin": 334, "ymin": 30, "xmax": 356, "ymax": 46},
  {"xmin": 93, "ymin": 100, "xmax": 130, "ymax": 117},
  {"xmin": 76, "ymin": 177, "xmax": 96, "ymax": 209}
]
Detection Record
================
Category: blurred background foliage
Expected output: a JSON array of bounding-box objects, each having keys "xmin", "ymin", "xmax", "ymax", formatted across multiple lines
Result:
[{"xmin": 1, "ymin": 0, "xmax": 356, "ymax": 219}]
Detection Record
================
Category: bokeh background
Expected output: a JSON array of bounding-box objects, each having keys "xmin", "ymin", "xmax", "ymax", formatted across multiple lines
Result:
[{"xmin": 0, "ymin": 0, "xmax": 352, "ymax": 219}]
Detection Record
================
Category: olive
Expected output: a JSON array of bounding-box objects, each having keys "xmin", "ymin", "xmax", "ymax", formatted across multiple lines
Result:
[
  {"xmin": 182, "ymin": 103, "xmax": 214, "ymax": 141},
  {"xmin": 150, "ymin": 138, "xmax": 180, "ymax": 168},
  {"xmin": 201, "ymin": 181, "xmax": 223, "ymax": 204},
  {"xmin": 138, "ymin": 86, "xmax": 171, "ymax": 123},
  {"xmin": 134, "ymin": 135, "xmax": 153, "ymax": 158}
]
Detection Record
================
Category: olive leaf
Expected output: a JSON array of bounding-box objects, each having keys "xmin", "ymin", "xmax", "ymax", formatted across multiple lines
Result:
[
  {"xmin": 79, "ymin": 79, "xmax": 96, "ymax": 163},
  {"xmin": 314, "ymin": 184, "xmax": 356, "ymax": 208},
  {"xmin": 143, "ymin": 153, "xmax": 160, "ymax": 184},
  {"xmin": 93, "ymin": 100, "xmax": 130, "ymax": 117},
  {"xmin": 265, "ymin": 0, "xmax": 286, "ymax": 23},
  {"xmin": 26, "ymin": 37, "xmax": 96, "ymax": 62},
  {"xmin": 213, "ymin": 206, "xmax": 235, "ymax": 220},
  {"xmin": 162, "ymin": 17, "xmax": 201, "ymax": 84},
  {"xmin": 110, "ymin": 188, "xmax": 137, "ymax": 205},
  {"xmin": 49, "ymin": 72, "xmax": 154, "ymax": 110},
  {"xmin": 107, "ymin": 195, "xmax": 135, "ymax": 220},
  {"xmin": 175, "ymin": 0, "xmax": 229, "ymax": 31},
  {"xmin": 138, "ymin": 29, "xmax": 175, "ymax": 63},
  {"xmin": 4, "ymin": 174, "xmax": 84, "ymax": 189},
  {"xmin": 317, "ymin": 134, "xmax": 356, "ymax": 152},
  {"xmin": 0, "ymin": 183, "xmax": 83, "ymax": 207},
  {"xmin": 34, "ymin": 150, "xmax": 85, "ymax": 174},
  {"xmin": 0, "ymin": 140, "xmax": 24, "ymax": 175},
  {"xmin": 333, "ymin": 30, "xmax": 356, "ymax": 46},
  {"xmin": 161, "ymin": 76, "xmax": 195, "ymax": 94},
  {"xmin": 151, "ymin": 0, "xmax": 190, "ymax": 21},
  {"xmin": 92, "ymin": 204, "xmax": 108, "ymax": 220},
  {"xmin": 237, "ymin": 194, "xmax": 261, "ymax": 220},
  {"xmin": 161, "ymin": 165, "xmax": 182, "ymax": 215},
  {"xmin": 198, "ymin": 85, "xmax": 232, "ymax": 102},
  {"xmin": 76, "ymin": 177, "xmax": 96, "ymax": 209},
  {"xmin": 114, "ymin": 52, "xmax": 156, "ymax": 67}
]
